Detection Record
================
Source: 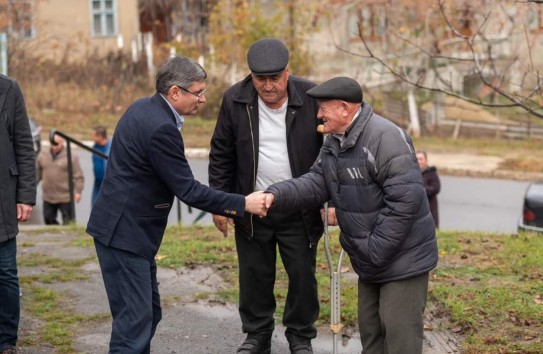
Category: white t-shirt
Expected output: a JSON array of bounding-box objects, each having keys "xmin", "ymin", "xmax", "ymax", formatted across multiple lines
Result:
[{"xmin": 255, "ymin": 96, "xmax": 292, "ymax": 191}]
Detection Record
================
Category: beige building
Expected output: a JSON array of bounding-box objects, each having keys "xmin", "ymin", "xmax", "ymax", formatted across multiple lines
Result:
[{"xmin": 8, "ymin": 0, "xmax": 141, "ymax": 62}]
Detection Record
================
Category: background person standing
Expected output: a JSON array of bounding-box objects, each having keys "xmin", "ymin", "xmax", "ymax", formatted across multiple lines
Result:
[
  {"xmin": 36, "ymin": 134, "xmax": 84, "ymax": 224},
  {"xmin": 417, "ymin": 150, "xmax": 441, "ymax": 229},
  {"xmin": 91, "ymin": 125, "xmax": 111, "ymax": 205},
  {"xmin": 0, "ymin": 74, "xmax": 36, "ymax": 354},
  {"xmin": 209, "ymin": 38, "xmax": 324, "ymax": 354}
]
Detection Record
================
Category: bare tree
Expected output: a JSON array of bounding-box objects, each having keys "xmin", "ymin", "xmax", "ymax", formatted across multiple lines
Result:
[{"xmin": 333, "ymin": 0, "xmax": 543, "ymax": 119}]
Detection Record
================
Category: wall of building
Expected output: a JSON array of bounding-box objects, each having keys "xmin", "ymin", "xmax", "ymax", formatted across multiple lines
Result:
[{"xmin": 20, "ymin": 0, "xmax": 139, "ymax": 62}]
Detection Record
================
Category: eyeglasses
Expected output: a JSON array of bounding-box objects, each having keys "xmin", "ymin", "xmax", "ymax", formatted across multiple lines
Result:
[{"xmin": 177, "ymin": 86, "xmax": 207, "ymax": 99}]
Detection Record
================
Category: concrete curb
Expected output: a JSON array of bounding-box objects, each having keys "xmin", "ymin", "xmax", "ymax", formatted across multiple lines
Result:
[{"xmin": 41, "ymin": 142, "xmax": 543, "ymax": 181}]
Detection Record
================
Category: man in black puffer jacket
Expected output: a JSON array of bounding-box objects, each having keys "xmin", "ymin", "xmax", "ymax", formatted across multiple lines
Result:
[{"xmin": 265, "ymin": 77, "xmax": 438, "ymax": 354}]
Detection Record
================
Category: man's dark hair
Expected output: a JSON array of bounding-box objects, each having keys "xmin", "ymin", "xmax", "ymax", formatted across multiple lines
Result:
[
  {"xmin": 94, "ymin": 125, "xmax": 107, "ymax": 139},
  {"xmin": 155, "ymin": 56, "xmax": 207, "ymax": 95}
]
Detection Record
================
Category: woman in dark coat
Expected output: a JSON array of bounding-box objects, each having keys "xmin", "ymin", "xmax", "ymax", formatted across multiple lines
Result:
[{"xmin": 417, "ymin": 151, "xmax": 441, "ymax": 228}]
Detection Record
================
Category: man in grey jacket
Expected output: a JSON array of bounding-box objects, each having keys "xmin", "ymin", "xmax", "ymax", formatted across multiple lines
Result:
[
  {"xmin": 0, "ymin": 74, "xmax": 36, "ymax": 354},
  {"xmin": 265, "ymin": 77, "xmax": 438, "ymax": 354}
]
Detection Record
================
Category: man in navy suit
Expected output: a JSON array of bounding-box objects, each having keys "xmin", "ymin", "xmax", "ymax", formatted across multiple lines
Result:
[{"xmin": 86, "ymin": 56, "xmax": 268, "ymax": 353}]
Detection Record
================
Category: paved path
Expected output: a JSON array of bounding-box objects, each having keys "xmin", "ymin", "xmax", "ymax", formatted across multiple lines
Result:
[{"xmin": 16, "ymin": 228, "xmax": 460, "ymax": 354}]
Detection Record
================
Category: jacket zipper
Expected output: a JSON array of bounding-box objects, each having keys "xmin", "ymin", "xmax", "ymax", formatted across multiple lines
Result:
[{"xmin": 247, "ymin": 104, "xmax": 256, "ymax": 239}]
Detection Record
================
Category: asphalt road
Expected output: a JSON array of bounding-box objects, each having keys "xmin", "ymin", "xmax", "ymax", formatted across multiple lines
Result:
[{"xmin": 29, "ymin": 147, "xmax": 530, "ymax": 234}]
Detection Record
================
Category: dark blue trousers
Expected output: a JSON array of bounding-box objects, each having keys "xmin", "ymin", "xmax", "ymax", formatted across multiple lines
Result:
[
  {"xmin": 94, "ymin": 239, "xmax": 162, "ymax": 354},
  {"xmin": 0, "ymin": 238, "xmax": 19, "ymax": 351}
]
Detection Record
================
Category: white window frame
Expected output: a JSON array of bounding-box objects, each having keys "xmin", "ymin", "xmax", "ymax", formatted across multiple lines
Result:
[{"xmin": 90, "ymin": 0, "xmax": 118, "ymax": 37}]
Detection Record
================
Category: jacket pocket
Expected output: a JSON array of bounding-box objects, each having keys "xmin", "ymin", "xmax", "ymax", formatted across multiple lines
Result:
[{"xmin": 9, "ymin": 163, "xmax": 19, "ymax": 176}]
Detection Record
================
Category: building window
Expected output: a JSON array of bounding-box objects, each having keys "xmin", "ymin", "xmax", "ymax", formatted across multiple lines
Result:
[
  {"xmin": 528, "ymin": 6, "xmax": 543, "ymax": 32},
  {"xmin": 90, "ymin": 0, "xmax": 117, "ymax": 37},
  {"xmin": 6, "ymin": 0, "xmax": 35, "ymax": 39}
]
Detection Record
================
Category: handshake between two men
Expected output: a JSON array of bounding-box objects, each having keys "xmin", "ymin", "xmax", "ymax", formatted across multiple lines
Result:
[
  {"xmin": 217, "ymin": 191, "xmax": 335, "ymax": 239},
  {"xmin": 214, "ymin": 191, "xmax": 277, "ymax": 238},
  {"xmin": 244, "ymin": 191, "xmax": 275, "ymax": 217}
]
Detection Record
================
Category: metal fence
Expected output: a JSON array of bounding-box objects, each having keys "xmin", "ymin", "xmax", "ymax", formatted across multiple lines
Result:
[{"xmin": 380, "ymin": 96, "xmax": 543, "ymax": 140}]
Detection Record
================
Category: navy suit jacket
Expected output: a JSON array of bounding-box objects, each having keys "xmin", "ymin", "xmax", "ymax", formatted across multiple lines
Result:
[{"xmin": 86, "ymin": 93, "xmax": 245, "ymax": 259}]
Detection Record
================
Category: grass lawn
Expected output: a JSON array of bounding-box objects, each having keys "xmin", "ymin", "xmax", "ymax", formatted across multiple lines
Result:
[
  {"xmin": 20, "ymin": 225, "xmax": 543, "ymax": 353},
  {"xmin": 154, "ymin": 225, "xmax": 543, "ymax": 354}
]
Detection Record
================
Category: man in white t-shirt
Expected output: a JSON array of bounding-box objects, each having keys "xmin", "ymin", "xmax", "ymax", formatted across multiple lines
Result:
[{"xmin": 209, "ymin": 38, "xmax": 325, "ymax": 354}]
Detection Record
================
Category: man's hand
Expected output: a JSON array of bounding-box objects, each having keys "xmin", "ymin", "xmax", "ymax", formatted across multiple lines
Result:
[
  {"xmin": 245, "ymin": 191, "xmax": 268, "ymax": 217},
  {"xmin": 264, "ymin": 193, "xmax": 275, "ymax": 210},
  {"xmin": 75, "ymin": 193, "xmax": 81, "ymax": 203},
  {"xmin": 321, "ymin": 207, "xmax": 338, "ymax": 226},
  {"xmin": 17, "ymin": 203, "xmax": 33, "ymax": 222},
  {"xmin": 212, "ymin": 214, "xmax": 233, "ymax": 238}
]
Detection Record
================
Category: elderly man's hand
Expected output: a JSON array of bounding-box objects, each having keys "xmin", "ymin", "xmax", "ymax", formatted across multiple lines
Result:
[
  {"xmin": 264, "ymin": 193, "xmax": 275, "ymax": 210},
  {"xmin": 17, "ymin": 203, "xmax": 33, "ymax": 222},
  {"xmin": 321, "ymin": 207, "xmax": 338, "ymax": 226}
]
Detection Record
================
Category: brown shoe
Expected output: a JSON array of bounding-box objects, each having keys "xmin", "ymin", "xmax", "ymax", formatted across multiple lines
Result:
[{"xmin": 0, "ymin": 348, "xmax": 17, "ymax": 354}]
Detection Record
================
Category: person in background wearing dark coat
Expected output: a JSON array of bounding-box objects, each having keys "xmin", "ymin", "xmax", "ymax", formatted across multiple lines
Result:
[
  {"xmin": 209, "ymin": 38, "xmax": 324, "ymax": 354},
  {"xmin": 90, "ymin": 125, "xmax": 111, "ymax": 205},
  {"xmin": 0, "ymin": 74, "xmax": 36, "ymax": 354},
  {"xmin": 264, "ymin": 77, "xmax": 438, "ymax": 354},
  {"xmin": 86, "ymin": 55, "xmax": 268, "ymax": 354},
  {"xmin": 417, "ymin": 150, "xmax": 441, "ymax": 229}
]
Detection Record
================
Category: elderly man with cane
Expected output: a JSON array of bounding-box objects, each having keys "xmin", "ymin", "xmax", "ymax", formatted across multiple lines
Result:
[{"xmin": 264, "ymin": 77, "xmax": 438, "ymax": 354}]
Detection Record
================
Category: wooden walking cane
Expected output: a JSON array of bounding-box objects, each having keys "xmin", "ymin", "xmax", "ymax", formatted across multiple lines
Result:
[{"xmin": 318, "ymin": 124, "xmax": 345, "ymax": 353}]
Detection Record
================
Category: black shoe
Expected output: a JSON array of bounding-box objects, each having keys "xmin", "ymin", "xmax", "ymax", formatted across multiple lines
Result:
[
  {"xmin": 236, "ymin": 334, "xmax": 271, "ymax": 354},
  {"xmin": 289, "ymin": 340, "xmax": 313, "ymax": 354}
]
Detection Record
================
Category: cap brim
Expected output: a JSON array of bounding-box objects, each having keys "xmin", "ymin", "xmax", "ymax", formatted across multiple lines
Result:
[{"xmin": 251, "ymin": 68, "xmax": 286, "ymax": 76}]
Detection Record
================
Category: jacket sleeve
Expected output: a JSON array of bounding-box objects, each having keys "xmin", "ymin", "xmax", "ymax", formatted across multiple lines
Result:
[
  {"xmin": 11, "ymin": 81, "xmax": 36, "ymax": 205},
  {"xmin": 208, "ymin": 97, "xmax": 236, "ymax": 192},
  {"xmin": 369, "ymin": 129, "xmax": 426, "ymax": 267},
  {"xmin": 266, "ymin": 159, "xmax": 329, "ymax": 210},
  {"xmin": 149, "ymin": 123, "xmax": 245, "ymax": 218},
  {"xmin": 425, "ymin": 170, "xmax": 441, "ymax": 198}
]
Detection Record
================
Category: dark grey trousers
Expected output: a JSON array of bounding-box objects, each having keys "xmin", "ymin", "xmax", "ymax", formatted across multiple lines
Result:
[{"xmin": 358, "ymin": 272, "xmax": 429, "ymax": 354}]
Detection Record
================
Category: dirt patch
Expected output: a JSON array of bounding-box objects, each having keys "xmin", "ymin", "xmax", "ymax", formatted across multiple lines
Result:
[{"xmin": 498, "ymin": 157, "xmax": 543, "ymax": 173}]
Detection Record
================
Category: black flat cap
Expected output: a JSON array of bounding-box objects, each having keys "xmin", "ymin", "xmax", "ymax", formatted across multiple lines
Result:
[
  {"xmin": 247, "ymin": 38, "xmax": 289, "ymax": 75},
  {"xmin": 307, "ymin": 77, "xmax": 363, "ymax": 103}
]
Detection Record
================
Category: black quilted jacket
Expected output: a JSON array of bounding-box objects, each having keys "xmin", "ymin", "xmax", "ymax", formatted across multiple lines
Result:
[{"xmin": 267, "ymin": 102, "xmax": 438, "ymax": 282}]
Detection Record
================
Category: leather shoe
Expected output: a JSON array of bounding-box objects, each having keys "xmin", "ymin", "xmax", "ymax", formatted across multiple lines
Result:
[
  {"xmin": 289, "ymin": 340, "xmax": 313, "ymax": 354},
  {"xmin": 236, "ymin": 335, "xmax": 271, "ymax": 354},
  {"xmin": 0, "ymin": 348, "xmax": 17, "ymax": 354}
]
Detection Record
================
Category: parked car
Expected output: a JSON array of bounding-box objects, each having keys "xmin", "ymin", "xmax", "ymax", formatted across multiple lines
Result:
[
  {"xmin": 518, "ymin": 181, "xmax": 543, "ymax": 233},
  {"xmin": 28, "ymin": 117, "xmax": 42, "ymax": 155}
]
